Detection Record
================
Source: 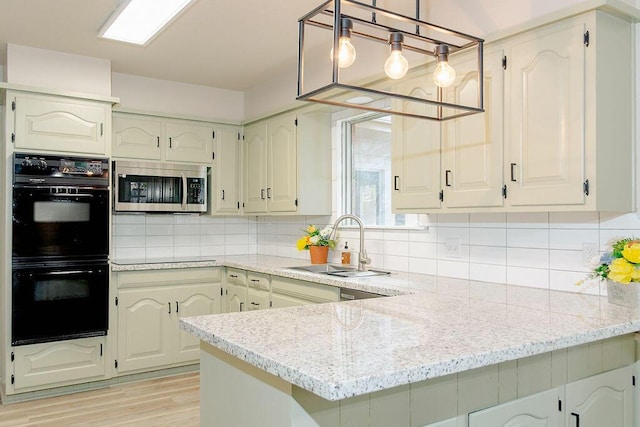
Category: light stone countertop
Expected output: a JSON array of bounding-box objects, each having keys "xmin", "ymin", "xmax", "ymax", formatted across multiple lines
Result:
[{"xmin": 169, "ymin": 255, "xmax": 640, "ymax": 401}]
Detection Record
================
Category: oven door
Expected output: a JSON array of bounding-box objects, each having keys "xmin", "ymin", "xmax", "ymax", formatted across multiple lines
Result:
[
  {"xmin": 12, "ymin": 261, "xmax": 109, "ymax": 346},
  {"xmin": 12, "ymin": 186, "xmax": 109, "ymax": 262}
]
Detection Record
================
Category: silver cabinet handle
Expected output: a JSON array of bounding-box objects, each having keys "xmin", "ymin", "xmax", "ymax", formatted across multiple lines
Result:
[
  {"xmin": 168, "ymin": 302, "xmax": 171, "ymax": 314},
  {"xmin": 510, "ymin": 163, "xmax": 517, "ymax": 182},
  {"xmin": 239, "ymin": 302, "xmax": 244, "ymax": 312},
  {"xmin": 260, "ymin": 189, "xmax": 265, "ymax": 200},
  {"xmin": 445, "ymin": 170, "xmax": 452, "ymax": 187},
  {"xmin": 266, "ymin": 187, "xmax": 272, "ymax": 199}
]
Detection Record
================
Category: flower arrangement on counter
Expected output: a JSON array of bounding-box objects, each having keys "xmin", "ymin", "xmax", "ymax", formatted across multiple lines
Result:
[
  {"xmin": 296, "ymin": 225, "xmax": 337, "ymax": 251},
  {"xmin": 583, "ymin": 237, "xmax": 640, "ymax": 285}
]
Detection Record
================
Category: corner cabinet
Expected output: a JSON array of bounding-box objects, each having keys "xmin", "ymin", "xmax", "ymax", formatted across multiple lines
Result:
[
  {"xmin": 7, "ymin": 91, "xmax": 111, "ymax": 156},
  {"xmin": 243, "ymin": 109, "xmax": 331, "ymax": 215},
  {"xmin": 114, "ymin": 268, "xmax": 222, "ymax": 374},
  {"xmin": 210, "ymin": 125, "xmax": 243, "ymax": 215}
]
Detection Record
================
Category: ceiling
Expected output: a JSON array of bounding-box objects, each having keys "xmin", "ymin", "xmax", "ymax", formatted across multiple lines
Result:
[{"xmin": 0, "ymin": 0, "xmax": 322, "ymax": 91}]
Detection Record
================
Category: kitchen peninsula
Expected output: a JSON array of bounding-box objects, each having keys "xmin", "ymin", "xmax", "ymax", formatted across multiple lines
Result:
[{"xmin": 181, "ymin": 256, "xmax": 640, "ymax": 426}]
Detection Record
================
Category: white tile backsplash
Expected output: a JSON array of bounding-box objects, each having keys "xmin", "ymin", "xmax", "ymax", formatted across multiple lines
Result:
[{"xmin": 113, "ymin": 208, "xmax": 639, "ymax": 297}]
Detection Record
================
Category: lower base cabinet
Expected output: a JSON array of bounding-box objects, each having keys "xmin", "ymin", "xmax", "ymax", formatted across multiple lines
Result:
[
  {"xmin": 12, "ymin": 336, "xmax": 106, "ymax": 391},
  {"xmin": 115, "ymin": 268, "xmax": 222, "ymax": 374},
  {"xmin": 468, "ymin": 365, "xmax": 634, "ymax": 427}
]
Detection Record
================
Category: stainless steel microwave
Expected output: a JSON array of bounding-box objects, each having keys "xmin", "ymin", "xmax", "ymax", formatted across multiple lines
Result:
[{"xmin": 113, "ymin": 161, "xmax": 207, "ymax": 213}]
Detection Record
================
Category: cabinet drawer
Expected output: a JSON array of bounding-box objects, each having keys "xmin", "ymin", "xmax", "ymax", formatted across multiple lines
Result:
[
  {"xmin": 226, "ymin": 268, "xmax": 247, "ymax": 286},
  {"xmin": 116, "ymin": 267, "xmax": 221, "ymax": 289},
  {"xmin": 247, "ymin": 272, "xmax": 270, "ymax": 291},
  {"xmin": 13, "ymin": 337, "xmax": 106, "ymax": 391},
  {"xmin": 271, "ymin": 277, "xmax": 339, "ymax": 303}
]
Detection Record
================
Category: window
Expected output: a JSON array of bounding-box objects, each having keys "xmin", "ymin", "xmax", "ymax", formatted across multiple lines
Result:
[{"xmin": 341, "ymin": 114, "xmax": 420, "ymax": 227}]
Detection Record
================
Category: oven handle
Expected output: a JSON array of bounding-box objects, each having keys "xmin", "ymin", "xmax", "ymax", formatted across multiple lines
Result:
[
  {"xmin": 181, "ymin": 173, "xmax": 187, "ymax": 210},
  {"xmin": 50, "ymin": 193, "xmax": 94, "ymax": 198},
  {"xmin": 37, "ymin": 270, "xmax": 100, "ymax": 276},
  {"xmin": 13, "ymin": 185, "xmax": 109, "ymax": 191}
]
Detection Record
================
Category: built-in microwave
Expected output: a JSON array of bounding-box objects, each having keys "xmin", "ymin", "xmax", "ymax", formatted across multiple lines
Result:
[{"xmin": 113, "ymin": 161, "xmax": 207, "ymax": 213}]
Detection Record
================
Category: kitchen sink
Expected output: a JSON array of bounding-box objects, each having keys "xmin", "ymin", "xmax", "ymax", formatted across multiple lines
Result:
[
  {"xmin": 287, "ymin": 264, "xmax": 356, "ymax": 274},
  {"xmin": 287, "ymin": 264, "xmax": 390, "ymax": 278}
]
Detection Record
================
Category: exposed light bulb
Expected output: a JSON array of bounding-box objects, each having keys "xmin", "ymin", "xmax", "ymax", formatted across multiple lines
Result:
[
  {"xmin": 384, "ymin": 32, "xmax": 408, "ymax": 79},
  {"xmin": 330, "ymin": 18, "xmax": 356, "ymax": 68},
  {"xmin": 433, "ymin": 44, "xmax": 456, "ymax": 88}
]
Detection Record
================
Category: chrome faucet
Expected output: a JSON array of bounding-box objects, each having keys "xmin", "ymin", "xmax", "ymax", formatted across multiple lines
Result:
[{"xmin": 330, "ymin": 214, "xmax": 371, "ymax": 271}]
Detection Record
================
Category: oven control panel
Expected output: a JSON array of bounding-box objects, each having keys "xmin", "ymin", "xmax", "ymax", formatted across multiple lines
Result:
[{"xmin": 14, "ymin": 153, "xmax": 110, "ymax": 186}]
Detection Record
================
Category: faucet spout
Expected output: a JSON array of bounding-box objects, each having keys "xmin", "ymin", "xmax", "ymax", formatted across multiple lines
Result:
[{"xmin": 330, "ymin": 214, "xmax": 371, "ymax": 271}]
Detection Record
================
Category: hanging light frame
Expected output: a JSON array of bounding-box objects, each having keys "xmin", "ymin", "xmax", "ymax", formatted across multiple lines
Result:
[{"xmin": 297, "ymin": 0, "xmax": 485, "ymax": 121}]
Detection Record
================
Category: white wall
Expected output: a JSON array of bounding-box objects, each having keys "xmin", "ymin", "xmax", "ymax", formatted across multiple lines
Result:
[
  {"xmin": 111, "ymin": 73, "xmax": 244, "ymax": 124},
  {"xmin": 5, "ymin": 44, "xmax": 111, "ymax": 96}
]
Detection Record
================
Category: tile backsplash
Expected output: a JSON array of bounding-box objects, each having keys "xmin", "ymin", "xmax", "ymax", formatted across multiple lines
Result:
[{"xmin": 112, "ymin": 210, "xmax": 640, "ymax": 296}]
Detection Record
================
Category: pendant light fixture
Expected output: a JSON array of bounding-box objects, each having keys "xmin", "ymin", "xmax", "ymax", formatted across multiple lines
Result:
[
  {"xmin": 384, "ymin": 32, "xmax": 409, "ymax": 80},
  {"xmin": 297, "ymin": 0, "xmax": 484, "ymax": 121}
]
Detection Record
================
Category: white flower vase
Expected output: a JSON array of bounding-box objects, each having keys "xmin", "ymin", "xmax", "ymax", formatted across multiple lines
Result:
[{"xmin": 606, "ymin": 280, "xmax": 640, "ymax": 308}]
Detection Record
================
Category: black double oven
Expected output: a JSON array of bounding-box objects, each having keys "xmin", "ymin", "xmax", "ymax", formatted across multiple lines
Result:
[{"xmin": 12, "ymin": 153, "xmax": 110, "ymax": 346}]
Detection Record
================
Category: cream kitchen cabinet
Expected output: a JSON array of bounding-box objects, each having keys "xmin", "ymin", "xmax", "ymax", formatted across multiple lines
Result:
[
  {"xmin": 565, "ymin": 365, "xmax": 634, "ymax": 426},
  {"xmin": 10, "ymin": 336, "xmax": 106, "ymax": 392},
  {"xmin": 270, "ymin": 276, "xmax": 340, "ymax": 308},
  {"xmin": 112, "ymin": 112, "xmax": 215, "ymax": 165},
  {"xmin": 391, "ymin": 75, "xmax": 442, "ymax": 212},
  {"xmin": 224, "ymin": 268, "xmax": 247, "ymax": 312},
  {"xmin": 210, "ymin": 125, "xmax": 242, "ymax": 215},
  {"xmin": 112, "ymin": 113, "xmax": 163, "ymax": 160},
  {"xmin": 8, "ymin": 91, "xmax": 111, "ymax": 155},
  {"xmin": 503, "ymin": 11, "xmax": 632, "ymax": 211},
  {"xmin": 243, "ymin": 109, "xmax": 331, "ymax": 215},
  {"xmin": 468, "ymin": 387, "xmax": 563, "ymax": 426},
  {"xmin": 441, "ymin": 48, "xmax": 505, "ymax": 209},
  {"xmin": 114, "ymin": 268, "xmax": 222, "ymax": 374}
]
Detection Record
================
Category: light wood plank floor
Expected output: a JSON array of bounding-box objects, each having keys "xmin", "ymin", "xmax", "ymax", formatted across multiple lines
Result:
[{"xmin": 0, "ymin": 373, "xmax": 199, "ymax": 427}]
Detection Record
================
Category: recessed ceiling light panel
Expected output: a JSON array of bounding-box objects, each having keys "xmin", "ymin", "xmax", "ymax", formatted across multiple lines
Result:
[{"xmin": 98, "ymin": 0, "xmax": 195, "ymax": 46}]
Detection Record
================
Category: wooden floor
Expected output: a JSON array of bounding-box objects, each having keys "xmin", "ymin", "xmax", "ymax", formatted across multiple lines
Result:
[{"xmin": 0, "ymin": 373, "xmax": 200, "ymax": 427}]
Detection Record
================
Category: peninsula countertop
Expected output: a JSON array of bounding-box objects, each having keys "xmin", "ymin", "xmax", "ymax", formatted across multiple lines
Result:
[{"xmin": 178, "ymin": 255, "xmax": 640, "ymax": 401}]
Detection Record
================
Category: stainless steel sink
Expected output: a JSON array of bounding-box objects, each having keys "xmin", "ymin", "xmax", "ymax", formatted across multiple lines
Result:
[
  {"xmin": 326, "ymin": 269, "xmax": 390, "ymax": 278},
  {"xmin": 287, "ymin": 264, "xmax": 356, "ymax": 274},
  {"xmin": 287, "ymin": 264, "xmax": 390, "ymax": 278}
]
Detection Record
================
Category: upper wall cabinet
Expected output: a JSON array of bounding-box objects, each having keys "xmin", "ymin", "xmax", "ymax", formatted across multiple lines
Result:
[
  {"xmin": 112, "ymin": 112, "xmax": 215, "ymax": 165},
  {"xmin": 210, "ymin": 125, "xmax": 242, "ymax": 215},
  {"xmin": 504, "ymin": 10, "xmax": 632, "ymax": 211},
  {"xmin": 242, "ymin": 109, "xmax": 331, "ymax": 215},
  {"xmin": 8, "ymin": 92, "xmax": 111, "ymax": 156},
  {"xmin": 441, "ymin": 48, "xmax": 505, "ymax": 209},
  {"xmin": 391, "ymin": 9, "xmax": 633, "ymax": 213}
]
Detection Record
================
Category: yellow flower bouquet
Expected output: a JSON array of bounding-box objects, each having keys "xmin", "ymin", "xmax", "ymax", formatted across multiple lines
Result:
[
  {"xmin": 587, "ymin": 238, "xmax": 640, "ymax": 284},
  {"xmin": 585, "ymin": 237, "xmax": 640, "ymax": 307},
  {"xmin": 296, "ymin": 225, "xmax": 337, "ymax": 251}
]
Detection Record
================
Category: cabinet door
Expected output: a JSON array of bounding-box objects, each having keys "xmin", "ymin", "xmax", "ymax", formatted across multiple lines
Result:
[
  {"xmin": 116, "ymin": 288, "xmax": 173, "ymax": 373},
  {"xmin": 112, "ymin": 114, "xmax": 163, "ymax": 160},
  {"xmin": 13, "ymin": 337, "xmax": 106, "ymax": 390},
  {"xmin": 442, "ymin": 50, "xmax": 504, "ymax": 208},
  {"xmin": 468, "ymin": 388, "xmax": 562, "ymax": 426},
  {"xmin": 506, "ymin": 20, "xmax": 586, "ymax": 206},
  {"xmin": 174, "ymin": 283, "xmax": 222, "ymax": 364},
  {"xmin": 13, "ymin": 93, "xmax": 109, "ymax": 155},
  {"xmin": 267, "ymin": 113, "xmax": 298, "ymax": 212},
  {"xmin": 225, "ymin": 282, "xmax": 247, "ymax": 313},
  {"xmin": 243, "ymin": 122, "xmax": 268, "ymax": 213},
  {"xmin": 391, "ymin": 78, "xmax": 441, "ymax": 211},
  {"xmin": 165, "ymin": 120, "xmax": 213, "ymax": 163},
  {"xmin": 211, "ymin": 126, "xmax": 241, "ymax": 214},
  {"xmin": 565, "ymin": 365, "xmax": 634, "ymax": 427}
]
